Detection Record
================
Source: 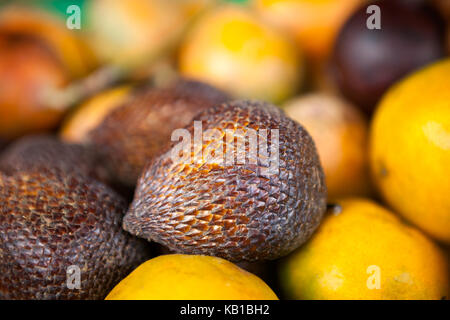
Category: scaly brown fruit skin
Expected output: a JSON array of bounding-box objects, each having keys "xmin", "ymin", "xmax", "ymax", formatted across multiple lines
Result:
[
  {"xmin": 124, "ymin": 100, "xmax": 327, "ymax": 262},
  {"xmin": 0, "ymin": 168, "xmax": 151, "ymax": 300},
  {"xmin": 88, "ymin": 79, "xmax": 230, "ymax": 186},
  {"xmin": 0, "ymin": 135, "xmax": 111, "ymax": 185}
]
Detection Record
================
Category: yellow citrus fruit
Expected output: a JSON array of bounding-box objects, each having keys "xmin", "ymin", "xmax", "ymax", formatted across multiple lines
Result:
[
  {"xmin": 280, "ymin": 198, "xmax": 449, "ymax": 300},
  {"xmin": 106, "ymin": 254, "xmax": 278, "ymax": 300},
  {"xmin": 60, "ymin": 85, "xmax": 131, "ymax": 143},
  {"xmin": 284, "ymin": 93, "xmax": 371, "ymax": 199},
  {"xmin": 179, "ymin": 4, "xmax": 302, "ymax": 103},
  {"xmin": 253, "ymin": 0, "xmax": 363, "ymax": 61},
  {"xmin": 370, "ymin": 59, "xmax": 450, "ymax": 243}
]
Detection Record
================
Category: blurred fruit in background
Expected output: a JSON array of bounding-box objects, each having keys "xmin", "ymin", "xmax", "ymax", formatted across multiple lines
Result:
[
  {"xmin": 0, "ymin": 7, "xmax": 96, "ymax": 140},
  {"xmin": 284, "ymin": 93, "xmax": 371, "ymax": 200},
  {"xmin": 0, "ymin": 6, "xmax": 96, "ymax": 78},
  {"xmin": 331, "ymin": 0, "xmax": 447, "ymax": 113},
  {"xmin": 179, "ymin": 4, "xmax": 302, "ymax": 103},
  {"xmin": 0, "ymin": 39, "xmax": 66, "ymax": 140},
  {"xmin": 370, "ymin": 59, "xmax": 450, "ymax": 244},
  {"xmin": 85, "ymin": 0, "xmax": 212, "ymax": 69},
  {"xmin": 0, "ymin": 135, "xmax": 111, "ymax": 187},
  {"xmin": 106, "ymin": 254, "xmax": 278, "ymax": 300},
  {"xmin": 280, "ymin": 199, "xmax": 449, "ymax": 300},
  {"xmin": 181, "ymin": 0, "xmax": 219, "ymax": 17},
  {"xmin": 253, "ymin": 0, "xmax": 363, "ymax": 63},
  {"xmin": 432, "ymin": 0, "xmax": 450, "ymax": 19},
  {"xmin": 66, "ymin": 79, "xmax": 229, "ymax": 186},
  {"xmin": 60, "ymin": 85, "xmax": 132, "ymax": 143}
]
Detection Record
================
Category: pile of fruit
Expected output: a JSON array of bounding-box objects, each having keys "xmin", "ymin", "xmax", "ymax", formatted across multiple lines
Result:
[{"xmin": 0, "ymin": 0, "xmax": 449, "ymax": 300}]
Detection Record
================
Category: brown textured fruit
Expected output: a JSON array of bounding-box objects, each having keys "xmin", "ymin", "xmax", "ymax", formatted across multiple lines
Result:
[
  {"xmin": 60, "ymin": 85, "xmax": 133, "ymax": 144},
  {"xmin": 123, "ymin": 100, "xmax": 327, "ymax": 262},
  {"xmin": 0, "ymin": 167, "xmax": 151, "ymax": 300},
  {"xmin": 0, "ymin": 135, "xmax": 110, "ymax": 185},
  {"xmin": 88, "ymin": 79, "xmax": 230, "ymax": 186}
]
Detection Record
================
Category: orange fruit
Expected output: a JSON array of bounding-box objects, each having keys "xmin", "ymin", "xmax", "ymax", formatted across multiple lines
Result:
[
  {"xmin": 0, "ymin": 39, "xmax": 68, "ymax": 139},
  {"xmin": 106, "ymin": 254, "xmax": 278, "ymax": 300},
  {"xmin": 284, "ymin": 93, "xmax": 371, "ymax": 199},
  {"xmin": 370, "ymin": 59, "xmax": 450, "ymax": 243},
  {"xmin": 179, "ymin": 4, "xmax": 303, "ymax": 103},
  {"xmin": 280, "ymin": 198, "xmax": 449, "ymax": 300}
]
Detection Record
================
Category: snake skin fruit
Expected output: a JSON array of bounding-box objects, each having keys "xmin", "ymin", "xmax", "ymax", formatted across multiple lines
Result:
[
  {"xmin": 0, "ymin": 168, "xmax": 151, "ymax": 299},
  {"xmin": 0, "ymin": 135, "xmax": 111, "ymax": 184},
  {"xmin": 88, "ymin": 79, "xmax": 230, "ymax": 186},
  {"xmin": 124, "ymin": 100, "xmax": 327, "ymax": 262}
]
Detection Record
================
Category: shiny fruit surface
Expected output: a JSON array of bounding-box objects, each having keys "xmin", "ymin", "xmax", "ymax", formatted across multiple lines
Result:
[
  {"xmin": 106, "ymin": 254, "xmax": 278, "ymax": 300},
  {"xmin": 370, "ymin": 59, "xmax": 450, "ymax": 243},
  {"xmin": 179, "ymin": 5, "xmax": 302, "ymax": 103},
  {"xmin": 280, "ymin": 199, "xmax": 449, "ymax": 300}
]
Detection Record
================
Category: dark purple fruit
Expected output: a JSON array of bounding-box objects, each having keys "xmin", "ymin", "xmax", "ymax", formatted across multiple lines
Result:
[
  {"xmin": 0, "ymin": 167, "xmax": 151, "ymax": 299},
  {"xmin": 0, "ymin": 135, "xmax": 110, "ymax": 184},
  {"xmin": 88, "ymin": 79, "xmax": 230, "ymax": 186},
  {"xmin": 331, "ymin": 0, "xmax": 446, "ymax": 112},
  {"xmin": 123, "ymin": 100, "xmax": 327, "ymax": 262}
]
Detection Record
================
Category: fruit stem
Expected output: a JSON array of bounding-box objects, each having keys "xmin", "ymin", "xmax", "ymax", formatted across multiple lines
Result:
[{"xmin": 42, "ymin": 65, "xmax": 124, "ymax": 111}]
